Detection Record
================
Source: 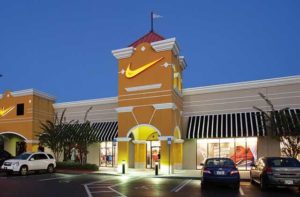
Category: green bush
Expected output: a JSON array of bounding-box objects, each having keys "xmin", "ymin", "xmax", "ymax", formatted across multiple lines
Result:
[{"xmin": 56, "ymin": 161, "xmax": 99, "ymax": 171}]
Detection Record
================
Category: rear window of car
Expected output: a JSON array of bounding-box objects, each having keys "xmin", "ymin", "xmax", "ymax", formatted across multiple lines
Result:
[
  {"xmin": 205, "ymin": 158, "xmax": 235, "ymax": 167},
  {"xmin": 268, "ymin": 158, "xmax": 300, "ymax": 167},
  {"xmin": 47, "ymin": 154, "xmax": 54, "ymax": 159}
]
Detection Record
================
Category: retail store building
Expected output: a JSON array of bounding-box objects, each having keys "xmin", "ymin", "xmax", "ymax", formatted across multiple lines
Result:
[{"xmin": 1, "ymin": 31, "xmax": 300, "ymax": 173}]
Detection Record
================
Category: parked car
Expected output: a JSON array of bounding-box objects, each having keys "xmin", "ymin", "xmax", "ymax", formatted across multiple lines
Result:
[
  {"xmin": 201, "ymin": 157, "xmax": 240, "ymax": 190},
  {"xmin": 250, "ymin": 157, "xmax": 300, "ymax": 190},
  {"xmin": 1, "ymin": 152, "xmax": 56, "ymax": 176},
  {"xmin": 0, "ymin": 150, "xmax": 12, "ymax": 167}
]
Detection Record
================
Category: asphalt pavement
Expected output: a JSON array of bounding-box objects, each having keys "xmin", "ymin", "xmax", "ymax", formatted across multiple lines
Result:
[{"xmin": 0, "ymin": 172, "xmax": 299, "ymax": 197}]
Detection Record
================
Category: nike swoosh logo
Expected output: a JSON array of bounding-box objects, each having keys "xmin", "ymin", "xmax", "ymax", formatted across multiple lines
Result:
[
  {"xmin": 0, "ymin": 106, "xmax": 15, "ymax": 117},
  {"xmin": 125, "ymin": 57, "xmax": 164, "ymax": 78}
]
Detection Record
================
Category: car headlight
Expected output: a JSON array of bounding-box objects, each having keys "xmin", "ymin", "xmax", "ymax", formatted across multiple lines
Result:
[{"xmin": 12, "ymin": 162, "xmax": 19, "ymax": 166}]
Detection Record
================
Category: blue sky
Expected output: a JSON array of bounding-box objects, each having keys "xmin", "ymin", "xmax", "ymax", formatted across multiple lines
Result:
[{"xmin": 0, "ymin": 1, "xmax": 299, "ymax": 102}]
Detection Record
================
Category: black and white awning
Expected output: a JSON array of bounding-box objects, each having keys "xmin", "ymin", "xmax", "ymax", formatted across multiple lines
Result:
[
  {"xmin": 91, "ymin": 121, "xmax": 118, "ymax": 141},
  {"xmin": 187, "ymin": 112, "xmax": 266, "ymax": 139},
  {"xmin": 59, "ymin": 121, "xmax": 118, "ymax": 141}
]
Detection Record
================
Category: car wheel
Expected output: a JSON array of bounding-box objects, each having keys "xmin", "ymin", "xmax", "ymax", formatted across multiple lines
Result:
[
  {"xmin": 260, "ymin": 176, "xmax": 268, "ymax": 191},
  {"xmin": 47, "ymin": 164, "xmax": 54, "ymax": 173},
  {"xmin": 20, "ymin": 166, "xmax": 28, "ymax": 176}
]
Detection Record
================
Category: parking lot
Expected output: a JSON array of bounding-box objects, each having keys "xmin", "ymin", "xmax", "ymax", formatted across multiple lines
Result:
[{"xmin": 0, "ymin": 172, "xmax": 299, "ymax": 197}]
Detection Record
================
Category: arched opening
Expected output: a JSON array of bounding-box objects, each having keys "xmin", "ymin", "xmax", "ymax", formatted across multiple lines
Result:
[
  {"xmin": 0, "ymin": 132, "xmax": 27, "ymax": 156},
  {"xmin": 127, "ymin": 124, "xmax": 161, "ymax": 169}
]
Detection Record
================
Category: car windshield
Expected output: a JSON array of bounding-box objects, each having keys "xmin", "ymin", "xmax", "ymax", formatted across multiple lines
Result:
[
  {"xmin": 268, "ymin": 158, "xmax": 300, "ymax": 167},
  {"xmin": 14, "ymin": 153, "xmax": 31, "ymax": 160},
  {"xmin": 205, "ymin": 158, "xmax": 235, "ymax": 167}
]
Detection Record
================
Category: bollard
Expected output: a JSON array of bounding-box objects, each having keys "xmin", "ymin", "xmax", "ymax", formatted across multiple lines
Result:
[
  {"xmin": 155, "ymin": 161, "xmax": 158, "ymax": 176},
  {"xmin": 122, "ymin": 160, "xmax": 125, "ymax": 174}
]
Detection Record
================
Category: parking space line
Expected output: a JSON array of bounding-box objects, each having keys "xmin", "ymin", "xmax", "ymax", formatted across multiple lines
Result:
[
  {"xmin": 171, "ymin": 179, "xmax": 192, "ymax": 192},
  {"xmin": 39, "ymin": 174, "xmax": 81, "ymax": 181},
  {"xmin": 239, "ymin": 186, "xmax": 245, "ymax": 196}
]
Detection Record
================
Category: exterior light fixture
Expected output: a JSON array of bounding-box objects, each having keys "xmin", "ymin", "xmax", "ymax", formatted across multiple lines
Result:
[
  {"xmin": 155, "ymin": 161, "xmax": 159, "ymax": 176},
  {"xmin": 122, "ymin": 160, "xmax": 125, "ymax": 174}
]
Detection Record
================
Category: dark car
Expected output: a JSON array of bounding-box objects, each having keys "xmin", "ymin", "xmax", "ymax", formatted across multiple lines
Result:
[
  {"xmin": 201, "ymin": 158, "xmax": 240, "ymax": 190},
  {"xmin": 250, "ymin": 157, "xmax": 300, "ymax": 191},
  {"xmin": 0, "ymin": 150, "xmax": 12, "ymax": 167}
]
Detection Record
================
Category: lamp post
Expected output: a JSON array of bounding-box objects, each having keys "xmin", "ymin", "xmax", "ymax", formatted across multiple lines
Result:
[
  {"xmin": 155, "ymin": 161, "xmax": 159, "ymax": 176},
  {"xmin": 122, "ymin": 160, "xmax": 125, "ymax": 174}
]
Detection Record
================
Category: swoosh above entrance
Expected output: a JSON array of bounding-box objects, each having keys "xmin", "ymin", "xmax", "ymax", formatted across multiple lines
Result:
[{"xmin": 125, "ymin": 57, "xmax": 164, "ymax": 78}]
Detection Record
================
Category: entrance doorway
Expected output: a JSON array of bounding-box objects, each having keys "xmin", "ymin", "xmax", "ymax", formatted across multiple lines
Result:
[
  {"xmin": 146, "ymin": 141, "xmax": 160, "ymax": 169},
  {"xmin": 16, "ymin": 141, "xmax": 26, "ymax": 156}
]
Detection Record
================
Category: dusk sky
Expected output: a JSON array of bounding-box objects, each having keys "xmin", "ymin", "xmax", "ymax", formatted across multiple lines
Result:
[{"xmin": 0, "ymin": 1, "xmax": 299, "ymax": 102}]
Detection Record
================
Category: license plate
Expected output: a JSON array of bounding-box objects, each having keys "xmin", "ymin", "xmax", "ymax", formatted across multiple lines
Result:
[
  {"xmin": 284, "ymin": 180, "xmax": 293, "ymax": 185},
  {"xmin": 216, "ymin": 171, "xmax": 225, "ymax": 175}
]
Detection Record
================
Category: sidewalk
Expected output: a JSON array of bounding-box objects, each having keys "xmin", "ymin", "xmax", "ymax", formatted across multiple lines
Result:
[{"xmin": 57, "ymin": 167, "xmax": 250, "ymax": 180}]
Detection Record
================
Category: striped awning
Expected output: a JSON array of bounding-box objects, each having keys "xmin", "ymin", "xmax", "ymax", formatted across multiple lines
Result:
[
  {"xmin": 58, "ymin": 121, "xmax": 118, "ymax": 141},
  {"xmin": 91, "ymin": 121, "xmax": 118, "ymax": 141},
  {"xmin": 187, "ymin": 112, "xmax": 266, "ymax": 139}
]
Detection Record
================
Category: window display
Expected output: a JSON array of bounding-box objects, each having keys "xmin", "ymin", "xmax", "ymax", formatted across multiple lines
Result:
[
  {"xmin": 100, "ymin": 141, "xmax": 117, "ymax": 167},
  {"xmin": 197, "ymin": 137, "xmax": 257, "ymax": 170}
]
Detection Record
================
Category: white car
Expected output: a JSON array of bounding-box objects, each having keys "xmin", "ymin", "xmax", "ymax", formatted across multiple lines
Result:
[{"xmin": 1, "ymin": 152, "xmax": 56, "ymax": 176}]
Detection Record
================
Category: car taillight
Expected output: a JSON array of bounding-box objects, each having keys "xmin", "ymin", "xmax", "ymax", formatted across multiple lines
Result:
[
  {"xmin": 203, "ymin": 167, "xmax": 211, "ymax": 174},
  {"xmin": 265, "ymin": 167, "xmax": 273, "ymax": 174},
  {"xmin": 230, "ymin": 170, "xmax": 239, "ymax": 175}
]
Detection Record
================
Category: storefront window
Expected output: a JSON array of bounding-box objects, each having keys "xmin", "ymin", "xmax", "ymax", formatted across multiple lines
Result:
[
  {"xmin": 100, "ymin": 141, "xmax": 117, "ymax": 167},
  {"xmin": 197, "ymin": 137, "xmax": 257, "ymax": 170}
]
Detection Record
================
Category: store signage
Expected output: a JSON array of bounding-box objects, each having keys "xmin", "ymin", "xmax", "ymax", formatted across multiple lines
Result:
[
  {"xmin": 0, "ymin": 106, "xmax": 15, "ymax": 118},
  {"xmin": 167, "ymin": 137, "xmax": 172, "ymax": 145},
  {"xmin": 125, "ymin": 57, "xmax": 164, "ymax": 78}
]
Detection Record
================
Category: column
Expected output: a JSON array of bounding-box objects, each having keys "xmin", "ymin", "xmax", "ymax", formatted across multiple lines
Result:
[
  {"xmin": 133, "ymin": 140, "xmax": 146, "ymax": 169},
  {"xmin": 116, "ymin": 137, "xmax": 131, "ymax": 173},
  {"xmin": 159, "ymin": 136, "xmax": 174, "ymax": 174},
  {"xmin": 173, "ymin": 139, "xmax": 184, "ymax": 170}
]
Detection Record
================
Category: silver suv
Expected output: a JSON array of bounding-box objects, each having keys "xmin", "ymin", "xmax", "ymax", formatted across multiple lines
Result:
[{"xmin": 1, "ymin": 152, "xmax": 56, "ymax": 176}]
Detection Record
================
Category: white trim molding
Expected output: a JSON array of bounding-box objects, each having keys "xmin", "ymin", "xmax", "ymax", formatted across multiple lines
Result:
[
  {"xmin": 115, "ymin": 106, "xmax": 134, "ymax": 113},
  {"xmin": 112, "ymin": 47, "xmax": 134, "ymax": 59},
  {"xmin": 179, "ymin": 56, "xmax": 187, "ymax": 70},
  {"xmin": 132, "ymin": 140, "xmax": 147, "ymax": 144},
  {"xmin": 153, "ymin": 103, "xmax": 177, "ymax": 110},
  {"xmin": 0, "ymin": 89, "xmax": 55, "ymax": 101},
  {"xmin": 158, "ymin": 136, "xmax": 174, "ymax": 141},
  {"xmin": 54, "ymin": 97, "xmax": 117, "ymax": 108},
  {"xmin": 115, "ymin": 137, "xmax": 132, "ymax": 142},
  {"xmin": 183, "ymin": 75, "xmax": 300, "ymax": 96},
  {"xmin": 151, "ymin": 38, "xmax": 180, "ymax": 56},
  {"xmin": 0, "ymin": 131, "xmax": 28, "ymax": 140},
  {"xmin": 174, "ymin": 139, "xmax": 184, "ymax": 144},
  {"xmin": 125, "ymin": 83, "xmax": 162, "ymax": 92}
]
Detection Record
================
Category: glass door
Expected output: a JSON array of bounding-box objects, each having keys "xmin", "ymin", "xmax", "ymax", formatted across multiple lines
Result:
[{"xmin": 146, "ymin": 141, "xmax": 160, "ymax": 169}]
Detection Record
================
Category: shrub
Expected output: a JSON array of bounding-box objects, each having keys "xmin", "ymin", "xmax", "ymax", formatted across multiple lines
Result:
[{"xmin": 56, "ymin": 161, "xmax": 99, "ymax": 171}]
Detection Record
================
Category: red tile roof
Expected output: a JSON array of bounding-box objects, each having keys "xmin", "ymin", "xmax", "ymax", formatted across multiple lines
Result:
[{"xmin": 129, "ymin": 31, "xmax": 165, "ymax": 47}]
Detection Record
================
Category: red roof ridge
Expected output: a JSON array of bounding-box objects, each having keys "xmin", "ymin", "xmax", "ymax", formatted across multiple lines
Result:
[{"xmin": 129, "ymin": 31, "xmax": 165, "ymax": 47}]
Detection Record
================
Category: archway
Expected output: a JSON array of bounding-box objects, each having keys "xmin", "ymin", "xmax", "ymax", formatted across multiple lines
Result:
[
  {"xmin": 0, "ymin": 131, "xmax": 28, "ymax": 156},
  {"xmin": 127, "ymin": 124, "xmax": 161, "ymax": 169}
]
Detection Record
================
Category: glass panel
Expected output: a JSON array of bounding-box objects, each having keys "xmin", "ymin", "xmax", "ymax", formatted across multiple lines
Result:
[
  {"xmin": 146, "ymin": 141, "xmax": 151, "ymax": 168},
  {"xmin": 234, "ymin": 138, "xmax": 246, "ymax": 170},
  {"xmin": 246, "ymin": 137, "xmax": 257, "ymax": 170},
  {"xmin": 220, "ymin": 138, "xmax": 234, "ymax": 158},
  {"xmin": 100, "ymin": 142, "xmax": 107, "ymax": 167},
  {"xmin": 207, "ymin": 139, "xmax": 220, "ymax": 158},
  {"xmin": 197, "ymin": 139, "xmax": 207, "ymax": 169}
]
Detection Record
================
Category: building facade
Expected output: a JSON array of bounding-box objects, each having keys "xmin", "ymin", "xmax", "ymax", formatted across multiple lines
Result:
[{"xmin": 1, "ymin": 32, "xmax": 300, "ymax": 173}]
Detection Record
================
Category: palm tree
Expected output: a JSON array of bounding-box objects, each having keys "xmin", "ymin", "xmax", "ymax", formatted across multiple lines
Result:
[
  {"xmin": 254, "ymin": 93, "xmax": 300, "ymax": 158},
  {"xmin": 38, "ymin": 109, "xmax": 67, "ymax": 160}
]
